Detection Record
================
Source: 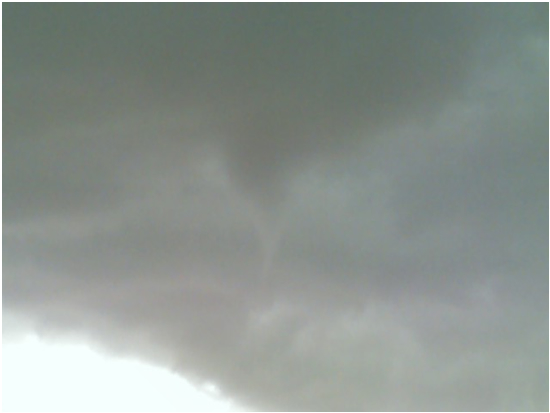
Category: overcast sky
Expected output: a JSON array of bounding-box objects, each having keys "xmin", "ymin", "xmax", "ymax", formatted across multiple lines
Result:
[{"xmin": 3, "ymin": 3, "xmax": 548, "ymax": 411}]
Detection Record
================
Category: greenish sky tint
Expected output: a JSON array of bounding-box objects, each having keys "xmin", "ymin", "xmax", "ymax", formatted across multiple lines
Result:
[{"xmin": 3, "ymin": 4, "xmax": 548, "ymax": 411}]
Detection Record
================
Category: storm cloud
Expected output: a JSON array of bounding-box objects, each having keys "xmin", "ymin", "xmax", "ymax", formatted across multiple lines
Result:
[{"xmin": 3, "ymin": 4, "xmax": 548, "ymax": 411}]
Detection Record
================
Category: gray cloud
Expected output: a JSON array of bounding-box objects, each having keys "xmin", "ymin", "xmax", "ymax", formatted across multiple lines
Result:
[{"xmin": 4, "ymin": 4, "xmax": 548, "ymax": 411}]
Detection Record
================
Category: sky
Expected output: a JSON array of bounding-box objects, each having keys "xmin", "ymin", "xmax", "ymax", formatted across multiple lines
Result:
[
  {"xmin": 3, "ymin": 3, "xmax": 548, "ymax": 411},
  {"xmin": 3, "ymin": 325, "xmax": 240, "ymax": 412}
]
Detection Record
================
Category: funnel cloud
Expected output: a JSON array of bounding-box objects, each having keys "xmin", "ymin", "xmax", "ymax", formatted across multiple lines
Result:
[{"xmin": 4, "ymin": 4, "xmax": 548, "ymax": 411}]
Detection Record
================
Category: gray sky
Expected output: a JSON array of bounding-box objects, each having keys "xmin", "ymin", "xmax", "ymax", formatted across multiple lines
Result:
[{"xmin": 3, "ymin": 3, "xmax": 548, "ymax": 411}]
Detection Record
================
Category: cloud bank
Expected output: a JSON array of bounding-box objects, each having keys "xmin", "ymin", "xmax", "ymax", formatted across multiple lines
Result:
[{"xmin": 4, "ymin": 4, "xmax": 548, "ymax": 411}]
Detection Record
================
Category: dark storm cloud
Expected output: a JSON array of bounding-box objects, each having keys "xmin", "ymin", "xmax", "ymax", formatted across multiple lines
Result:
[{"xmin": 4, "ymin": 3, "xmax": 548, "ymax": 411}]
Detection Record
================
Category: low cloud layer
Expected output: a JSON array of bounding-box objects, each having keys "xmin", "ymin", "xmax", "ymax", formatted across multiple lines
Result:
[{"xmin": 4, "ymin": 4, "xmax": 548, "ymax": 411}]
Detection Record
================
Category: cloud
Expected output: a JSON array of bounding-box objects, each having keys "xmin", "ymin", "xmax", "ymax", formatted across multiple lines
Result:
[{"xmin": 4, "ymin": 4, "xmax": 548, "ymax": 411}]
